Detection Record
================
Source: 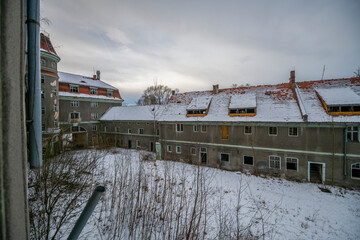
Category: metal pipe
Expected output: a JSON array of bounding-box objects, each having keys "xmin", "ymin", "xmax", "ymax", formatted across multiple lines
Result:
[
  {"xmin": 27, "ymin": 0, "xmax": 42, "ymax": 168},
  {"xmin": 67, "ymin": 186, "xmax": 105, "ymax": 240},
  {"xmin": 344, "ymin": 126, "xmax": 347, "ymax": 176}
]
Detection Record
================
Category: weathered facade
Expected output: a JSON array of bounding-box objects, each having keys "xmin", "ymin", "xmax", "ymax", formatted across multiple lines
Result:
[{"xmin": 100, "ymin": 73, "xmax": 360, "ymax": 188}]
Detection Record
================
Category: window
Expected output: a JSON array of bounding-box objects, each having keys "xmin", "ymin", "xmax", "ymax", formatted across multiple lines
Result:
[
  {"xmin": 41, "ymin": 75, "xmax": 45, "ymax": 83},
  {"xmin": 70, "ymin": 112, "xmax": 80, "ymax": 121},
  {"xmin": 41, "ymin": 90, "xmax": 45, "ymax": 98},
  {"xmin": 156, "ymin": 129, "xmax": 160, "ymax": 135},
  {"xmin": 71, "ymin": 101, "xmax": 79, "ymax": 107},
  {"xmin": 289, "ymin": 127, "xmax": 298, "ymax": 137},
  {"xmin": 53, "ymin": 104, "xmax": 57, "ymax": 112},
  {"xmin": 90, "ymin": 88, "xmax": 98, "ymax": 94},
  {"xmin": 286, "ymin": 157, "xmax": 298, "ymax": 171},
  {"xmin": 268, "ymin": 127, "xmax": 277, "ymax": 136},
  {"xmin": 42, "ymin": 124, "xmax": 45, "ymax": 131},
  {"xmin": 91, "ymin": 113, "xmax": 98, "ymax": 120},
  {"xmin": 116, "ymin": 127, "xmax": 121, "ymax": 132},
  {"xmin": 229, "ymin": 108, "xmax": 256, "ymax": 114},
  {"xmin": 41, "ymin": 59, "xmax": 46, "ymax": 66},
  {"xmin": 220, "ymin": 153, "xmax": 230, "ymax": 162},
  {"xmin": 138, "ymin": 128, "xmax": 144, "ymax": 134},
  {"xmin": 191, "ymin": 147, "xmax": 196, "ymax": 155},
  {"xmin": 193, "ymin": 125, "xmax": 199, "ymax": 132},
  {"xmin": 107, "ymin": 90, "xmax": 113, "ymax": 97},
  {"xmin": 128, "ymin": 129, "xmax": 132, "ymax": 133},
  {"xmin": 41, "ymin": 107, "xmax": 45, "ymax": 115},
  {"xmin": 167, "ymin": 145, "xmax": 172, "ymax": 152},
  {"xmin": 92, "ymin": 125, "xmax": 98, "ymax": 131},
  {"xmin": 104, "ymin": 126, "xmax": 107, "ymax": 132},
  {"xmin": 52, "ymin": 89, "xmax": 57, "ymax": 97},
  {"xmin": 269, "ymin": 155, "xmax": 281, "ymax": 169},
  {"xmin": 243, "ymin": 156, "xmax": 254, "ymax": 165},
  {"xmin": 244, "ymin": 126, "xmax": 252, "ymax": 135},
  {"xmin": 176, "ymin": 123, "xmax": 184, "ymax": 132},
  {"xmin": 136, "ymin": 140, "xmax": 140, "ymax": 148},
  {"xmin": 91, "ymin": 102, "xmax": 98, "ymax": 108},
  {"xmin": 176, "ymin": 146, "xmax": 181, "ymax": 154},
  {"xmin": 221, "ymin": 125, "xmax": 229, "ymax": 139},
  {"xmin": 187, "ymin": 109, "xmax": 207, "ymax": 115},
  {"xmin": 51, "ymin": 62, "xmax": 56, "ymax": 68},
  {"xmin": 70, "ymin": 85, "xmax": 79, "ymax": 93},
  {"xmin": 201, "ymin": 125, "xmax": 207, "ymax": 132},
  {"xmin": 351, "ymin": 163, "xmax": 360, "ymax": 179},
  {"xmin": 347, "ymin": 126, "xmax": 359, "ymax": 142},
  {"xmin": 53, "ymin": 120, "xmax": 58, "ymax": 128}
]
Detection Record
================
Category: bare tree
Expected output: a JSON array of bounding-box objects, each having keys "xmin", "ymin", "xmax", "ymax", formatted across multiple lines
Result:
[
  {"xmin": 137, "ymin": 80, "xmax": 178, "ymax": 105},
  {"xmin": 354, "ymin": 66, "xmax": 360, "ymax": 77}
]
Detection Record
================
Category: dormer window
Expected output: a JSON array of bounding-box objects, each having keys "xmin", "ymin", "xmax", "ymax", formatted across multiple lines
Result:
[
  {"xmin": 107, "ymin": 90, "xmax": 113, "ymax": 97},
  {"xmin": 316, "ymin": 88, "xmax": 360, "ymax": 115},
  {"xmin": 228, "ymin": 93, "xmax": 257, "ymax": 116},
  {"xmin": 70, "ymin": 85, "xmax": 79, "ymax": 93},
  {"xmin": 90, "ymin": 88, "xmax": 98, "ymax": 95},
  {"xmin": 186, "ymin": 96, "xmax": 212, "ymax": 117}
]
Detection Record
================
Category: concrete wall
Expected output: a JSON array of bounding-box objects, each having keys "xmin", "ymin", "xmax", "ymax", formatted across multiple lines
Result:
[{"xmin": 0, "ymin": 0, "xmax": 30, "ymax": 238}]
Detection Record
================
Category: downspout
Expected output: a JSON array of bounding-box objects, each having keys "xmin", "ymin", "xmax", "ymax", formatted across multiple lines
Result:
[
  {"xmin": 343, "ymin": 126, "xmax": 347, "ymax": 177},
  {"xmin": 26, "ymin": 0, "xmax": 42, "ymax": 168}
]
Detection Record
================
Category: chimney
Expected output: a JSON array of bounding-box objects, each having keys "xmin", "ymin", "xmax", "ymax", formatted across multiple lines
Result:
[
  {"xmin": 289, "ymin": 70, "xmax": 295, "ymax": 85},
  {"xmin": 213, "ymin": 84, "xmax": 219, "ymax": 94},
  {"xmin": 93, "ymin": 75, "xmax": 96, "ymax": 80},
  {"xmin": 171, "ymin": 90, "xmax": 175, "ymax": 95},
  {"xmin": 96, "ymin": 70, "xmax": 100, "ymax": 80}
]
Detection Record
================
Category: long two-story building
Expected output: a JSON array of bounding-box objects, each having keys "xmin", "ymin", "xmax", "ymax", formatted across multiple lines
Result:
[{"xmin": 100, "ymin": 72, "xmax": 360, "ymax": 188}]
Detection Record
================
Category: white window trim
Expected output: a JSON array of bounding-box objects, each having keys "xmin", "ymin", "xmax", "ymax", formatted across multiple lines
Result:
[
  {"xmin": 128, "ymin": 129, "xmax": 132, "ymax": 134},
  {"xmin": 351, "ymin": 162, "xmax": 360, "ymax": 180},
  {"xmin": 70, "ymin": 84, "xmax": 79, "ymax": 93},
  {"xmin": 244, "ymin": 126, "xmax": 252, "ymax": 135},
  {"xmin": 193, "ymin": 125, "xmax": 199, "ymax": 132},
  {"xmin": 71, "ymin": 101, "xmax": 79, "ymax": 107},
  {"xmin": 243, "ymin": 155, "xmax": 254, "ymax": 166},
  {"xmin": 90, "ymin": 88, "xmax": 98, "ymax": 94},
  {"xmin": 285, "ymin": 157, "xmax": 299, "ymax": 172},
  {"xmin": 269, "ymin": 155, "xmax": 281, "ymax": 169},
  {"xmin": 69, "ymin": 112, "xmax": 80, "ymax": 121},
  {"xmin": 91, "ymin": 113, "xmax": 98, "ymax": 120},
  {"xmin": 288, "ymin": 127, "xmax": 298, "ymax": 137},
  {"xmin": 91, "ymin": 102, "xmax": 99, "ymax": 108},
  {"xmin": 176, "ymin": 146, "xmax": 181, "ymax": 154},
  {"xmin": 176, "ymin": 123, "xmax": 184, "ymax": 132},
  {"xmin": 167, "ymin": 145, "xmax": 172, "ymax": 153},
  {"xmin": 268, "ymin": 127, "xmax": 278, "ymax": 136},
  {"xmin": 219, "ymin": 153, "xmax": 230, "ymax": 163}
]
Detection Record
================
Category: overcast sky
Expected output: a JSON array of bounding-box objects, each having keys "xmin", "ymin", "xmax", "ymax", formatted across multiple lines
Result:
[{"xmin": 40, "ymin": 0, "xmax": 360, "ymax": 104}]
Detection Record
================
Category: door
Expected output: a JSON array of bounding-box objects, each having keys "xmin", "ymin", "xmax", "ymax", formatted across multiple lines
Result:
[
  {"xmin": 128, "ymin": 140, "xmax": 132, "ymax": 149},
  {"xmin": 308, "ymin": 162, "xmax": 325, "ymax": 183},
  {"xmin": 200, "ymin": 147, "xmax": 207, "ymax": 164}
]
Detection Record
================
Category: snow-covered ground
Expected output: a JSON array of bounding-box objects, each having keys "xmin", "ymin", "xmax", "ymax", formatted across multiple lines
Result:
[{"xmin": 75, "ymin": 148, "xmax": 360, "ymax": 240}]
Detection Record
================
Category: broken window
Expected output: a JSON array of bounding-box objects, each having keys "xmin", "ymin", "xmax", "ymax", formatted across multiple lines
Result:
[
  {"xmin": 176, "ymin": 146, "xmax": 181, "ymax": 154},
  {"xmin": 269, "ymin": 155, "xmax": 281, "ymax": 169},
  {"xmin": 243, "ymin": 155, "xmax": 254, "ymax": 165},
  {"xmin": 268, "ymin": 127, "xmax": 277, "ymax": 136},
  {"xmin": 351, "ymin": 163, "xmax": 360, "ymax": 179},
  {"xmin": 286, "ymin": 157, "xmax": 298, "ymax": 171},
  {"xmin": 176, "ymin": 123, "xmax": 184, "ymax": 132},
  {"xmin": 244, "ymin": 126, "xmax": 252, "ymax": 135},
  {"xmin": 190, "ymin": 147, "xmax": 196, "ymax": 155},
  {"xmin": 288, "ymin": 127, "xmax": 298, "ymax": 137},
  {"xmin": 201, "ymin": 125, "xmax": 207, "ymax": 132},
  {"xmin": 220, "ymin": 153, "xmax": 230, "ymax": 162},
  {"xmin": 167, "ymin": 145, "xmax": 172, "ymax": 152},
  {"xmin": 347, "ymin": 126, "xmax": 359, "ymax": 142}
]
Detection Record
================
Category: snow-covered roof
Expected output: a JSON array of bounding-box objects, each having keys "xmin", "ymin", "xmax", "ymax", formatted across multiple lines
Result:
[
  {"xmin": 59, "ymin": 92, "xmax": 122, "ymax": 101},
  {"xmin": 316, "ymin": 88, "xmax": 360, "ymax": 106},
  {"xmin": 58, "ymin": 72, "xmax": 118, "ymax": 90},
  {"xmin": 100, "ymin": 105, "xmax": 165, "ymax": 121},
  {"xmin": 186, "ymin": 96, "xmax": 212, "ymax": 110},
  {"xmin": 40, "ymin": 33, "xmax": 59, "ymax": 58},
  {"xmin": 229, "ymin": 93, "xmax": 256, "ymax": 109}
]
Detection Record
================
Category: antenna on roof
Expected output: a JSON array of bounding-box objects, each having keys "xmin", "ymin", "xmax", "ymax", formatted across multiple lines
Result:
[{"xmin": 321, "ymin": 65, "xmax": 326, "ymax": 80}]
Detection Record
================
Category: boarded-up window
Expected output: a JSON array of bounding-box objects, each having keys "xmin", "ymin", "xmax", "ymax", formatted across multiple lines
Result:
[{"xmin": 221, "ymin": 125, "xmax": 229, "ymax": 139}]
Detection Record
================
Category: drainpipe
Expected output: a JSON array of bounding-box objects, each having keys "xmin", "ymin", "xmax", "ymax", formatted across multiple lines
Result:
[
  {"xmin": 27, "ymin": 0, "xmax": 42, "ymax": 168},
  {"xmin": 343, "ymin": 126, "xmax": 347, "ymax": 177},
  {"xmin": 67, "ymin": 186, "xmax": 105, "ymax": 240}
]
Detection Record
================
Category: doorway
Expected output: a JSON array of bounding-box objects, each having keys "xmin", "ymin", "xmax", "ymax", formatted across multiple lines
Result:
[
  {"xmin": 200, "ymin": 147, "xmax": 207, "ymax": 164},
  {"xmin": 308, "ymin": 162, "xmax": 325, "ymax": 183},
  {"xmin": 150, "ymin": 142, "xmax": 154, "ymax": 152},
  {"xmin": 128, "ymin": 140, "xmax": 132, "ymax": 149}
]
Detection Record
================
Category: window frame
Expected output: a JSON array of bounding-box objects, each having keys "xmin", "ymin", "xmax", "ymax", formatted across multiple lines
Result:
[
  {"xmin": 41, "ymin": 107, "xmax": 45, "ymax": 115},
  {"xmin": 107, "ymin": 90, "xmax": 114, "ymax": 97},
  {"xmin": 91, "ymin": 113, "xmax": 99, "ymax": 120},
  {"xmin": 116, "ymin": 127, "xmax": 121, "ymax": 132},
  {"xmin": 167, "ymin": 145, "xmax": 172, "ymax": 153},
  {"xmin": 193, "ymin": 125, "xmax": 199, "ymax": 132},
  {"xmin": 91, "ymin": 102, "xmax": 99, "ymax": 108},
  {"xmin": 70, "ymin": 84, "xmax": 79, "ymax": 93},
  {"xmin": 201, "ymin": 125, "xmax": 207, "ymax": 133},
  {"xmin": 90, "ymin": 88, "xmax": 98, "ymax": 95},
  {"xmin": 190, "ymin": 147, "xmax": 196, "ymax": 155},
  {"xmin": 285, "ymin": 157, "xmax": 298, "ymax": 171},
  {"xmin": 53, "ymin": 104, "xmax": 57, "ymax": 112},
  {"xmin": 70, "ymin": 100, "xmax": 79, "ymax": 107},
  {"xmin": 244, "ymin": 126, "xmax": 252, "ymax": 135},
  {"xmin": 243, "ymin": 155, "xmax": 254, "ymax": 166},
  {"xmin": 41, "ymin": 90, "xmax": 45, "ymax": 99},
  {"xmin": 128, "ymin": 129, "xmax": 132, "ymax": 134},
  {"xmin": 176, "ymin": 123, "xmax": 184, "ymax": 132},
  {"xmin": 41, "ymin": 75, "xmax": 45, "ymax": 83},
  {"xmin": 288, "ymin": 127, "xmax": 298, "ymax": 137},
  {"xmin": 69, "ymin": 112, "xmax": 80, "ymax": 121},
  {"xmin": 138, "ymin": 128, "xmax": 144, "ymax": 134},
  {"xmin": 176, "ymin": 146, "xmax": 182, "ymax": 154},
  {"xmin": 220, "ymin": 153, "xmax": 230, "ymax": 162},
  {"xmin": 92, "ymin": 125, "xmax": 98, "ymax": 131},
  {"xmin": 347, "ymin": 126, "xmax": 359, "ymax": 142},
  {"xmin": 351, "ymin": 162, "xmax": 360, "ymax": 179},
  {"xmin": 268, "ymin": 127, "xmax": 278, "ymax": 136},
  {"xmin": 269, "ymin": 155, "xmax": 281, "ymax": 169},
  {"xmin": 136, "ymin": 140, "xmax": 140, "ymax": 148}
]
